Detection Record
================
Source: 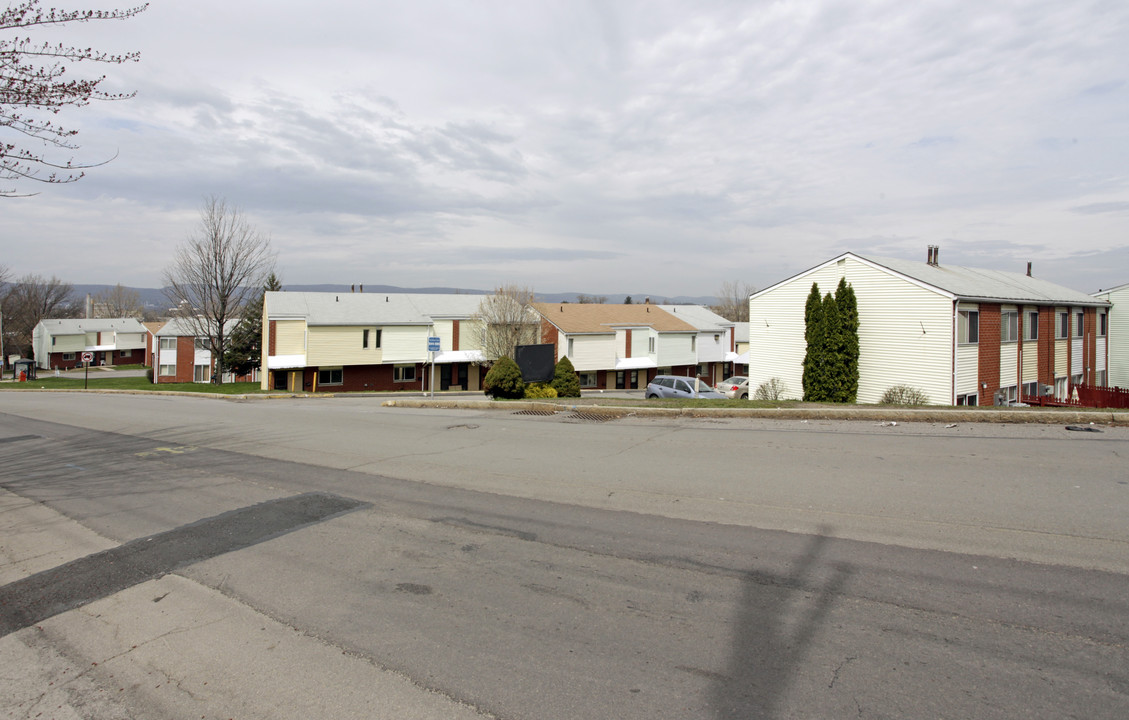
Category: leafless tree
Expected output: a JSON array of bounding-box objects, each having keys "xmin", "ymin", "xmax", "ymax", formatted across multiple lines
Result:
[
  {"xmin": 474, "ymin": 284, "xmax": 540, "ymax": 362},
  {"xmin": 1, "ymin": 2, "xmax": 147, "ymax": 196},
  {"xmin": 575, "ymin": 294, "xmax": 607, "ymax": 304},
  {"xmin": 162, "ymin": 196, "xmax": 275, "ymax": 383},
  {"xmin": 1, "ymin": 273, "xmax": 76, "ymax": 358},
  {"xmin": 91, "ymin": 283, "xmax": 142, "ymax": 318},
  {"xmin": 711, "ymin": 280, "xmax": 756, "ymax": 323}
]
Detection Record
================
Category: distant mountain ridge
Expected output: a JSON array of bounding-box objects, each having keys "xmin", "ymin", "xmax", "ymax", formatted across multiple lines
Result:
[{"xmin": 70, "ymin": 284, "xmax": 719, "ymax": 310}]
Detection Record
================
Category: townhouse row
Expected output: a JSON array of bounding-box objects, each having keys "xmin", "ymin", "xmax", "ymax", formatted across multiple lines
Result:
[
  {"xmin": 258, "ymin": 292, "xmax": 740, "ymax": 392},
  {"xmin": 746, "ymin": 251, "xmax": 1120, "ymax": 405}
]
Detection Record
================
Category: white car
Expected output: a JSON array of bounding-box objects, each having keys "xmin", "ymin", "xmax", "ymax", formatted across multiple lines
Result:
[{"xmin": 715, "ymin": 376, "xmax": 749, "ymax": 400}]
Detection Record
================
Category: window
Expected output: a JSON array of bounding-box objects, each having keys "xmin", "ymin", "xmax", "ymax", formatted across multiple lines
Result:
[
  {"xmin": 318, "ymin": 368, "xmax": 343, "ymax": 386},
  {"xmin": 194, "ymin": 364, "xmax": 211, "ymax": 383},
  {"xmin": 119, "ymin": 350, "xmax": 131, "ymax": 358},
  {"xmin": 1071, "ymin": 373, "xmax": 1083, "ymax": 390},
  {"xmin": 1024, "ymin": 311, "xmax": 1039, "ymax": 341},
  {"xmin": 691, "ymin": 336, "xmax": 696, "ymax": 352},
  {"xmin": 1001, "ymin": 311, "xmax": 1018, "ymax": 343},
  {"xmin": 958, "ymin": 310, "xmax": 979, "ymax": 344},
  {"xmin": 579, "ymin": 372, "xmax": 597, "ymax": 388},
  {"xmin": 1098, "ymin": 311, "xmax": 1107, "ymax": 336},
  {"xmin": 52, "ymin": 337, "xmax": 56, "ymax": 346},
  {"xmin": 1096, "ymin": 370, "xmax": 1107, "ymax": 387},
  {"xmin": 159, "ymin": 337, "xmax": 176, "ymax": 350},
  {"xmin": 393, "ymin": 365, "xmax": 416, "ymax": 382},
  {"xmin": 616, "ymin": 371, "xmax": 625, "ymax": 389},
  {"xmin": 1057, "ymin": 312, "xmax": 1069, "ymax": 339},
  {"xmin": 194, "ymin": 337, "xmax": 209, "ymax": 351},
  {"xmin": 956, "ymin": 393, "xmax": 977, "ymax": 406},
  {"xmin": 1055, "ymin": 377, "xmax": 1068, "ymax": 400},
  {"xmin": 1075, "ymin": 312, "xmax": 1084, "ymax": 337},
  {"xmin": 567, "ymin": 338, "xmax": 574, "ymax": 356},
  {"xmin": 363, "ymin": 329, "xmax": 369, "ymax": 348},
  {"xmin": 699, "ymin": 363, "xmax": 709, "ymax": 377},
  {"xmin": 648, "ymin": 337, "xmax": 655, "ymax": 353},
  {"xmin": 1022, "ymin": 381, "xmax": 1038, "ymax": 399},
  {"xmin": 61, "ymin": 352, "xmax": 76, "ymax": 361},
  {"xmin": 159, "ymin": 364, "xmax": 175, "ymax": 376}
]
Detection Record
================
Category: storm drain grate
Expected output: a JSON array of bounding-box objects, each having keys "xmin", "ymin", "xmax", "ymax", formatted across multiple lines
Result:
[
  {"xmin": 512, "ymin": 409, "xmax": 558, "ymax": 416},
  {"xmin": 567, "ymin": 411, "xmax": 619, "ymax": 423}
]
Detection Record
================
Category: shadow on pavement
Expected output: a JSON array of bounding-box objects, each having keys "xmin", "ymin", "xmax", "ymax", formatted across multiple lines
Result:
[{"xmin": 710, "ymin": 530, "xmax": 850, "ymax": 719}]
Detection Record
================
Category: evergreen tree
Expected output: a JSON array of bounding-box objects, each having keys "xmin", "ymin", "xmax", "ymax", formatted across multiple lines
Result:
[
  {"xmin": 550, "ymin": 355, "xmax": 581, "ymax": 397},
  {"xmin": 483, "ymin": 356, "xmax": 525, "ymax": 399},
  {"xmin": 802, "ymin": 283, "xmax": 823, "ymax": 401},
  {"xmin": 223, "ymin": 273, "xmax": 282, "ymax": 376},
  {"xmin": 820, "ymin": 292, "xmax": 844, "ymax": 402},
  {"xmin": 835, "ymin": 277, "xmax": 859, "ymax": 402}
]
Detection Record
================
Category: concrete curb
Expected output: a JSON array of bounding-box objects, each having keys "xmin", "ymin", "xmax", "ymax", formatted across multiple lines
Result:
[{"xmin": 381, "ymin": 397, "xmax": 1129, "ymax": 425}]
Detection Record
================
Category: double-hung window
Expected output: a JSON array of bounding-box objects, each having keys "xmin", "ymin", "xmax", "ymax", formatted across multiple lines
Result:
[
  {"xmin": 1001, "ymin": 311, "xmax": 1019, "ymax": 343},
  {"xmin": 1024, "ymin": 311, "xmax": 1039, "ymax": 341},
  {"xmin": 317, "ymin": 368, "xmax": 343, "ymax": 386},
  {"xmin": 393, "ymin": 365, "xmax": 416, "ymax": 382},
  {"xmin": 1098, "ymin": 311, "xmax": 1107, "ymax": 337},
  {"xmin": 159, "ymin": 337, "xmax": 176, "ymax": 351},
  {"xmin": 1057, "ymin": 312, "xmax": 1069, "ymax": 339},
  {"xmin": 1075, "ymin": 312, "xmax": 1084, "ymax": 338},
  {"xmin": 958, "ymin": 310, "xmax": 979, "ymax": 344}
]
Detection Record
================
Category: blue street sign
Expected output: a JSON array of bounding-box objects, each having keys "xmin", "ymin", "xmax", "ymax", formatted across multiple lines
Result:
[{"xmin": 428, "ymin": 336, "xmax": 441, "ymax": 352}]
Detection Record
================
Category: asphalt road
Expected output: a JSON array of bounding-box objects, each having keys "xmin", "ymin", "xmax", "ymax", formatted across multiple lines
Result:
[{"xmin": 1, "ymin": 393, "xmax": 1127, "ymax": 719}]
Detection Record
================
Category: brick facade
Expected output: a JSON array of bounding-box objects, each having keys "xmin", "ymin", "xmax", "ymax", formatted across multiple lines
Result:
[{"xmin": 977, "ymin": 304, "xmax": 1001, "ymax": 406}]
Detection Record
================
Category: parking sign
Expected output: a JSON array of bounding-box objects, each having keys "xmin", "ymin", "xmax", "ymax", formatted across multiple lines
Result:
[
  {"xmin": 81, "ymin": 352, "xmax": 94, "ymax": 363},
  {"xmin": 428, "ymin": 337, "xmax": 441, "ymax": 352}
]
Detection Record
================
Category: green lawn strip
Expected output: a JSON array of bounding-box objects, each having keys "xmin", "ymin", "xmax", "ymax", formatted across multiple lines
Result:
[{"xmin": 0, "ymin": 377, "xmax": 265, "ymax": 394}]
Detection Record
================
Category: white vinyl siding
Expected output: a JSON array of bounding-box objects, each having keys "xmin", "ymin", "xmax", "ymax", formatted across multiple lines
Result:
[
  {"xmin": 696, "ymin": 331, "xmax": 727, "ymax": 363},
  {"xmin": 1000, "ymin": 339, "xmax": 1018, "ymax": 387},
  {"xmin": 376, "ymin": 325, "xmax": 427, "ymax": 363},
  {"xmin": 274, "ymin": 320, "xmax": 307, "ymax": 356},
  {"xmin": 1054, "ymin": 307, "xmax": 1068, "ymax": 377},
  {"xmin": 1094, "ymin": 289, "xmax": 1125, "ymax": 387},
  {"xmin": 955, "ymin": 345, "xmax": 978, "ymax": 395},
  {"xmin": 433, "ymin": 320, "xmax": 455, "ymax": 354},
  {"xmin": 53, "ymin": 335, "xmax": 85, "ymax": 352},
  {"xmin": 459, "ymin": 319, "xmax": 485, "ymax": 352},
  {"xmin": 115, "ymin": 332, "xmax": 145, "ymax": 349},
  {"xmin": 1021, "ymin": 338, "xmax": 1037, "ymax": 385},
  {"xmin": 748, "ymin": 255, "xmax": 955, "ymax": 404},
  {"xmin": 1071, "ymin": 309, "xmax": 1084, "ymax": 373},
  {"xmin": 630, "ymin": 329, "xmax": 651, "ymax": 359},
  {"xmin": 308, "ymin": 326, "xmax": 385, "ymax": 366},
  {"xmin": 567, "ymin": 334, "xmax": 615, "ymax": 372},
  {"xmin": 656, "ymin": 333, "xmax": 696, "ymax": 367}
]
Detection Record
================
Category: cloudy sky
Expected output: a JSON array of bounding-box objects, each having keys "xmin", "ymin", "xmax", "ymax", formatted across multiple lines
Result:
[{"xmin": 4, "ymin": 0, "xmax": 1128, "ymax": 297}]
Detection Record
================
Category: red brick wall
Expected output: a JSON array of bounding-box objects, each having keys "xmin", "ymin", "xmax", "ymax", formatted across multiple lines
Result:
[
  {"xmin": 268, "ymin": 320, "xmax": 276, "ymax": 356},
  {"xmin": 1038, "ymin": 307, "xmax": 1055, "ymax": 385},
  {"xmin": 1085, "ymin": 308, "xmax": 1097, "ymax": 385},
  {"xmin": 977, "ymin": 304, "xmax": 1001, "ymax": 406},
  {"xmin": 452, "ymin": 320, "xmax": 460, "ymax": 351},
  {"xmin": 540, "ymin": 319, "xmax": 560, "ymax": 360},
  {"xmin": 310, "ymin": 363, "xmax": 426, "ymax": 392},
  {"xmin": 625, "ymin": 329, "xmax": 632, "ymax": 359}
]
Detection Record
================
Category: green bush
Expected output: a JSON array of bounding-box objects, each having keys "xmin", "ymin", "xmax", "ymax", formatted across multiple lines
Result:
[
  {"xmin": 483, "ymin": 356, "xmax": 525, "ymax": 399},
  {"xmin": 753, "ymin": 377, "xmax": 787, "ymax": 401},
  {"xmin": 550, "ymin": 356, "xmax": 581, "ymax": 397},
  {"xmin": 524, "ymin": 382, "xmax": 558, "ymax": 399},
  {"xmin": 880, "ymin": 385, "xmax": 930, "ymax": 405}
]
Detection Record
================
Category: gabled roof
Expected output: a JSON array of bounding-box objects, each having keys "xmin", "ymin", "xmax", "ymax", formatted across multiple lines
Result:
[
  {"xmin": 1093, "ymin": 281, "xmax": 1129, "ymax": 298},
  {"xmin": 754, "ymin": 252, "xmax": 1108, "ymax": 307},
  {"xmin": 656, "ymin": 304, "xmax": 733, "ymax": 331},
  {"xmin": 156, "ymin": 317, "xmax": 241, "ymax": 336},
  {"xmin": 36, "ymin": 318, "xmax": 147, "ymax": 335},
  {"xmin": 531, "ymin": 303, "xmax": 697, "ymax": 333},
  {"xmin": 858, "ymin": 254, "xmax": 1108, "ymax": 306},
  {"xmin": 265, "ymin": 292, "xmax": 485, "ymax": 325}
]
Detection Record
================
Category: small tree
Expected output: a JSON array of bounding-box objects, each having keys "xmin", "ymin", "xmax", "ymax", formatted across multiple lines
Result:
[
  {"xmin": 223, "ymin": 272, "xmax": 282, "ymax": 376},
  {"xmin": 483, "ymin": 356, "xmax": 525, "ymax": 399},
  {"xmin": 711, "ymin": 280, "xmax": 756, "ymax": 322},
  {"xmin": 551, "ymin": 355, "xmax": 581, "ymax": 397},
  {"xmin": 91, "ymin": 283, "xmax": 142, "ymax": 318},
  {"xmin": 163, "ymin": 196, "xmax": 275, "ymax": 384},
  {"xmin": 1, "ymin": 2, "xmax": 148, "ymax": 196},
  {"xmin": 754, "ymin": 377, "xmax": 788, "ymax": 401},
  {"xmin": 475, "ymin": 285, "xmax": 540, "ymax": 361},
  {"xmin": 1, "ymin": 273, "xmax": 76, "ymax": 358}
]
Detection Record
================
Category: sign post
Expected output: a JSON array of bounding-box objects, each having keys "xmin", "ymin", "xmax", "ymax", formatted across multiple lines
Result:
[
  {"xmin": 81, "ymin": 351, "xmax": 93, "ymax": 389},
  {"xmin": 427, "ymin": 337, "xmax": 440, "ymax": 397}
]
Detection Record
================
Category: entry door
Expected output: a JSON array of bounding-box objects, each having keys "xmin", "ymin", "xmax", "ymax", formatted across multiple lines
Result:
[{"xmin": 440, "ymin": 364, "xmax": 452, "ymax": 390}]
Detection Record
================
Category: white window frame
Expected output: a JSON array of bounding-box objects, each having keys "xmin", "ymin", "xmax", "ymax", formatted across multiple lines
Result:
[
  {"xmin": 159, "ymin": 337, "xmax": 176, "ymax": 350},
  {"xmin": 958, "ymin": 310, "xmax": 979, "ymax": 344},
  {"xmin": 1057, "ymin": 312, "xmax": 1069, "ymax": 339},
  {"xmin": 578, "ymin": 371, "xmax": 597, "ymax": 388},
  {"xmin": 393, "ymin": 365, "xmax": 416, "ymax": 382},
  {"xmin": 1074, "ymin": 311, "xmax": 1084, "ymax": 338},
  {"xmin": 1001, "ymin": 311, "xmax": 1019, "ymax": 343},
  {"xmin": 956, "ymin": 393, "xmax": 977, "ymax": 406},
  {"xmin": 1024, "ymin": 311, "xmax": 1038, "ymax": 341},
  {"xmin": 318, "ymin": 367, "xmax": 343, "ymax": 386},
  {"xmin": 1098, "ymin": 311, "xmax": 1107, "ymax": 337},
  {"xmin": 194, "ymin": 364, "xmax": 211, "ymax": 383},
  {"xmin": 159, "ymin": 364, "xmax": 175, "ymax": 376},
  {"xmin": 61, "ymin": 352, "xmax": 76, "ymax": 361}
]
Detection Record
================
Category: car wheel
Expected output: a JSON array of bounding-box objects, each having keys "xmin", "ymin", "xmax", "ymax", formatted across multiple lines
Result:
[
  {"xmin": 646, "ymin": 393, "xmax": 657, "ymax": 399},
  {"xmin": 740, "ymin": 393, "xmax": 748, "ymax": 400}
]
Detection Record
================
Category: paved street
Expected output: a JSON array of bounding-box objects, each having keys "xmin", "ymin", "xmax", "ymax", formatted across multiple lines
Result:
[{"xmin": 1, "ymin": 393, "xmax": 1127, "ymax": 718}]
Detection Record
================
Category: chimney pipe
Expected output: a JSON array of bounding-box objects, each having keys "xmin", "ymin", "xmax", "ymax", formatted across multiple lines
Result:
[
  {"xmin": 1026, "ymin": 262, "xmax": 1032, "ymax": 277},
  {"xmin": 359, "ymin": 284, "xmax": 363, "ymax": 293},
  {"xmin": 351, "ymin": 284, "xmax": 355, "ymax": 293}
]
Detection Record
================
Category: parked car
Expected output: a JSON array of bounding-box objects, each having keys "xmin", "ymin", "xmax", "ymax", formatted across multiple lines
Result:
[
  {"xmin": 645, "ymin": 375, "xmax": 726, "ymax": 399},
  {"xmin": 716, "ymin": 376, "xmax": 749, "ymax": 399}
]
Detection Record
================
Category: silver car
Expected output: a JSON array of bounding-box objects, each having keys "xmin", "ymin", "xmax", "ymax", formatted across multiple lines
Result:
[
  {"xmin": 716, "ymin": 376, "xmax": 749, "ymax": 399},
  {"xmin": 645, "ymin": 375, "xmax": 726, "ymax": 399}
]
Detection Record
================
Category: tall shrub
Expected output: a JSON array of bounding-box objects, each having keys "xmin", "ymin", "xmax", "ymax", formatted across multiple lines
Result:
[
  {"xmin": 551, "ymin": 356, "xmax": 581, "ymax": 398},
  {"xmin": 802, "ymin": 283, "xmax": 823, "ymax": 401},
  {"xmin": 483, "ymin": 356, "xmax": 525, "ymax": 399},
  {"xmin": 835, "ymin": 277, "xmax": 859, "ymax": 402}
]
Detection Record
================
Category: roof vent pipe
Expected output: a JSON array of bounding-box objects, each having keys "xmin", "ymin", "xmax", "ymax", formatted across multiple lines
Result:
[
  {"xmin": 360, "ymin": 285, "xmax": 363, "ymax": 293},
  {"xmin": 1027, "ymin": 262, "xmax": 1032, "ymax": 277},
  {"xmin": 351, "ymin": 284, "xmax": 355, "ymax": 293},
  {"xmin": 934, "ymin": 246, "xmax": 940, "ymax": 265}
]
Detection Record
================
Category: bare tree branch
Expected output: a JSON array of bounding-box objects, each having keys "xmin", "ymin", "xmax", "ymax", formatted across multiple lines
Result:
[
  {"xmin": 474, "ymin": 284, "xmax": 541, "ymax": 362},
  {"xmin": 711, "ymin": 280, "xmax": 756, "ymax": 323},
  {"xmin": 91, "ymin": 283, "xmax": 141, "ymax": 318},
  {"xmin": 162, "ymin": 196, "xmax": 275, "ymax": 383},
  {"xmin": 0, "ymin": 273, "xmax": 76, "ymax": 358},
  {"xmin": 1, "ymin": 1, "xmax": 148, "ymax": 196}
]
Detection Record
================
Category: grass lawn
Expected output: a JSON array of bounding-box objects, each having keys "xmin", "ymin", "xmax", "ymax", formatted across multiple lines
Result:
[{"xmin": 0, "ymin": 376, "xmax": 266, "ymax": 394}]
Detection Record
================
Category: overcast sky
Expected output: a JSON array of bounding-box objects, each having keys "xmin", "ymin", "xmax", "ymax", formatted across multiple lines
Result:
[{"xmin": 3, "ymin": 0, "xmax": 1128, "ymax": 297}]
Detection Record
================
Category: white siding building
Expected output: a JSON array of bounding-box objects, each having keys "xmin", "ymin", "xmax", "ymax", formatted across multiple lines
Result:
[
  {"xmin": 747, "ymin": 251, "xmax": 1110, "ymax": 405},
  {"xmin": 1093, "ymin": 283, "xmax": 1129, "ymax": 388}
]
